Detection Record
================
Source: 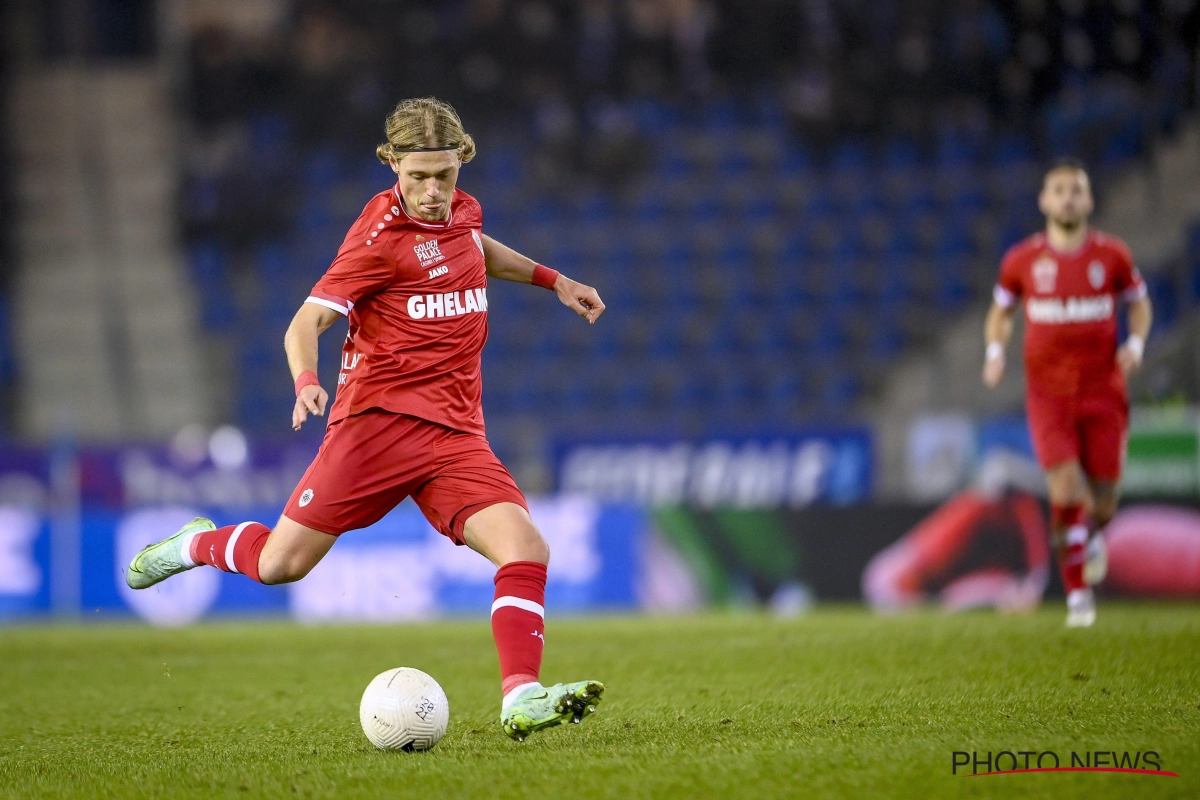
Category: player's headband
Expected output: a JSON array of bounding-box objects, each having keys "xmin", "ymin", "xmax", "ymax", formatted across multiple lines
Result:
[{"xmin": 392, "ymin": 145, "xmax": 460, "ymax": 153}]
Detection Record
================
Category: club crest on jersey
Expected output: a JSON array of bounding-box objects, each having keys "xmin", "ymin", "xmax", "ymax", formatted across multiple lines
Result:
[
  {"xmin": 1088, "ymin": 260, "xmax": 1106, "ymax": 289},
  {"xmin": 299, "ymin": 488, "xmax": 314, "ymax": 507},
  {"xmin": 1033, "ymin": 256, "xmax": 1058, "ymax": 293},
  {"xmin": 414, "ymin": 239, "xmax": 445, "ymax": 268}
]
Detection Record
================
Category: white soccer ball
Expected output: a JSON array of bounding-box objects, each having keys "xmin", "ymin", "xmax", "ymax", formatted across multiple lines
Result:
[{"xmin": 359, "ymin": 668, "xmax": 450, "ymax": 751}]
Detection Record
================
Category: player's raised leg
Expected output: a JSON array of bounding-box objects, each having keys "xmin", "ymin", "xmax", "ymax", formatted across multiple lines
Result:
[
  {"xmin": 1045, "ymin": 461, "xmax": 1095, "ymax": 627},
  {"xmin": 463, "ymin": 502, "xmax": 604, "ymax": 741},
  {"xmin": 1083, "ymin": 478, "xmax": 1118, "ymax": 586},
  {"xmin": 126, "ymin": 515, "xmax": 335, "ymax": 589}
]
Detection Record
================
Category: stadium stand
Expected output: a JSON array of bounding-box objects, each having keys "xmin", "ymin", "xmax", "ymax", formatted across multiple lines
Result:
[{"xmin": 171, "ymin": 1, "xmax": 1199, "ymax": 475}]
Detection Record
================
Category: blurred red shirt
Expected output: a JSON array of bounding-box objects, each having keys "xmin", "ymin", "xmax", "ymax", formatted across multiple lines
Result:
[
  {"xmin": 307, "ymin": 186, "xmax": 490, "ymax": 434},
  {"xmin": 995, "ymin": 229, "xmax": 1146, "ymax": 397}
]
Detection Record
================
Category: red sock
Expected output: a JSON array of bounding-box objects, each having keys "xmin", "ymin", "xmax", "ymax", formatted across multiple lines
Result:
[
  {"xmin": 187, "ymin": 522, "xmax": 272, "ymax": 583},
  {"xmin": 492, "ymin": 561, "xmax": 546, "ymax": 699},
  {"xmin": 1050, "ymin": 504, "xmax": 1087, "ymax": 593}
]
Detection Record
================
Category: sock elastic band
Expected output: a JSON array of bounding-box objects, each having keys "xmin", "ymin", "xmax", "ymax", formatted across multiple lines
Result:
[{"xmin": 502, "ymin": 681, "xmax": 542, "ymax": 710}]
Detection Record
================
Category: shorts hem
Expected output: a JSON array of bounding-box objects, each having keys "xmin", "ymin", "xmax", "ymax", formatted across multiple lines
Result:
[
  {"xmin": 280, "ymin": 509, "xmax": 347, "ymax": 537},
  {"xmin": 446, "ymin": 494, "xmax": 530, "ymax": 546}
]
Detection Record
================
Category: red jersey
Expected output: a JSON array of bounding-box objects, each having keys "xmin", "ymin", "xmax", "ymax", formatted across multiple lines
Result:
[
  {"xmin": 307, "ymin": 186, "xmax": 490, "ymax": 434},
  {"xmin": 994, "ymin": 229, "xmax": 1146, "ymax": 396}
]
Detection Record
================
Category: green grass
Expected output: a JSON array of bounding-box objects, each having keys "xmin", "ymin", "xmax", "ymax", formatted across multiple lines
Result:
[{"xmin": 1, "ymin": 604, "xmax": 1199, "ymax": 799}]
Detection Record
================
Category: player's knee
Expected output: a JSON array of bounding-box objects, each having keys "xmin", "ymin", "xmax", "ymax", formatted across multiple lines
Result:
[
  {"xmin": 257, "ymin": 553, "xmax": 315, "ymax": 585},
  {"xmin": 1047, "ymin": 473, "xmax": 1086, "ymax": 506},
  {"xmin": 520, "ymin": 526, "xmax": 550, "ymax": 566},
  {"xmin": 1092, "ymin": 497, "xmax": 1117, "ymax": 527}
]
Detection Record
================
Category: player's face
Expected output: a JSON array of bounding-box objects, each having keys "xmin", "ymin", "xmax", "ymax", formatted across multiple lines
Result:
[
  {"xmin": 392, "ymin": 151, "xmax": 461, "ymax": 221},
  {"xmin": 1038, "ymin": 168, "xmax": 1093, "ymax": 230}
]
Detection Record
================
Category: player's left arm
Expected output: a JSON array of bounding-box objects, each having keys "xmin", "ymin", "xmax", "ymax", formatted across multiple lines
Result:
[
  {"xmin": 480, "ymin": 234, "xmax": 606, "ymax": 324},
  {"xmin": 1118, "ymin": 295, "xmax": 1152, "ymax": 375},
  {"xmin": 1113, "ymin": 245, "xmax": 1152, "ymax": 376}
]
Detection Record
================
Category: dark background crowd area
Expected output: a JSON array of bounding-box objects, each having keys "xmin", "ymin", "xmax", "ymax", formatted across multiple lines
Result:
[
  {"xmin": 6, "ymin": 0, "xmax": 1198, "ymax": 458},
  {"xmin": 185, "ymin": 0, "xmax": 1199, "ymax": 178}
]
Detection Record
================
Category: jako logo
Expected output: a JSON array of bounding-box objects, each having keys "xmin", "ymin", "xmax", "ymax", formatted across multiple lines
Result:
[
  {"xmin": 407, "ymin": 288, "xmax": 488, "ymax": 319},
  {"xmin": 952, "ymin": 750, "xmax": 1174, "ymax": 777},
  {"xmin": 299, "ymin": 489, "xmax": 314, "ymax": 507},
  {"xmin": 428, "ymin": 265, "xmax": 448, "ymax": 280}
]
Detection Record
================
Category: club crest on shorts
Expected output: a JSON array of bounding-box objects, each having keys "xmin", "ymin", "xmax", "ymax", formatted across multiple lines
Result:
[
  {"xmin": 1033, "ymin": 256, "xmax": 1058, "ymax": 293},
  {"xmin": 1088, "ymin": 260, "xmax": 1106, "ymax": 289},
  {"xmin": 299, "ymin": 488, "xmax": 314, "ymax": 507}
]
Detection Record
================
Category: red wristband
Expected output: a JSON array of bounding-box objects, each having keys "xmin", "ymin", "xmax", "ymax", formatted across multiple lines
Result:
[
  {"xmin": 295, "ymin": 370, "xmax": 321, "ymax": 397},
  {"xmin": 531, "ymin": 264, "xmax": 560, "ymax": 290}
]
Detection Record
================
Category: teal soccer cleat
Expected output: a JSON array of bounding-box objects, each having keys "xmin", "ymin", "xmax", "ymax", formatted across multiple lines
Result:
[
  {"xmin": 500, "ymin": 680, "xmax": 604, "ymax": 742},
  {"xmin": 125, "ymin": 517, "xmax": 215, "ymax": 590}
]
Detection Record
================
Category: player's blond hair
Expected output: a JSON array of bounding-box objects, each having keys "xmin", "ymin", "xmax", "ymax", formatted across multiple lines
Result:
[{"xmin": 375, "ymin": 97, "xmax": 476, "ymax": 165}]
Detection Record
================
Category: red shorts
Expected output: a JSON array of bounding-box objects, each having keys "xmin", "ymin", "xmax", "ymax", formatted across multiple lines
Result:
[
  {"xmin": 284, "ymin": 409, "xmax": 527, "ymax": 544},
  {"xmin": 1026, "ymin": 385, "xmax": 1128, "ymax": 480}
]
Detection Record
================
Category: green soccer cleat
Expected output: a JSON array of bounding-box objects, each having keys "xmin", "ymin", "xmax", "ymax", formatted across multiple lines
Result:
[
  {"xmin": 125, "ymin": 517, "xmax": 215, "ymax": 590},
  {"xmin": 500, "ymin": 680, "xmax": 604, "ymax": 742}
]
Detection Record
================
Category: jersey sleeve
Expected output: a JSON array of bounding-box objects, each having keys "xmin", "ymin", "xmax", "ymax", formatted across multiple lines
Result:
[
  {"xmin": 993, "ymin": 246, "xmax": 1024, "ymax": 308},
  {"xmin": 307, "ymin": 224, "xmax": 396, "ymax": 316},
  {"xmin": 1110, "ymin": 240, "xmax": 1147, "ymax": 303}
]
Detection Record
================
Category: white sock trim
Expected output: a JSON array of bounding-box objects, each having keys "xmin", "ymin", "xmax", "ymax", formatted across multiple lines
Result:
[
  {"xmin": 178, "ymin": 531, "xmax": 199, "ymax": 568},
  {"xmin": 1066, "ymin": 525, "xmax": 1088, "ymax": 546},
  {"xmin": 224, "ymin": 522, "xmax": 253, "ymax": 574},
  {"xmin": 502, "ymin": 681, "xmax": 542, "ymax": 711},
  {"xmin": 491, "ymin": 596, "xmax": 545, "ymax": 618}
]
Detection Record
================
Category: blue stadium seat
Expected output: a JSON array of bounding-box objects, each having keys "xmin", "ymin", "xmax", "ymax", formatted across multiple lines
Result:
[
  {"xmin": 831, "ymin": 140, "xmax": 870, "ymax": 174},
  {"xmin": 821, "ymin": 370, "xmax": 862, "ymax": 414},
  {"xmin": 188, "ymin": 242, "xmax": 237, "ymax": 329},
  {"xmin": 0, "ymin": 299, "xmax": 14, "ymax": 385},
  {"xmin": 933, "ymin": 254, "xmax": 972, "ymax": 309},
  {"xmin": 883, "ymin": 138, "xmax": 922, "ymax": 172},
  {"xmin": 778, "ymin": 147, "xmax": 814, "ymax": 177}
]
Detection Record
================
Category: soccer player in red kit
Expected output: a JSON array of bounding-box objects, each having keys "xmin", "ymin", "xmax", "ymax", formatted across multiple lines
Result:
[
  {"xmin": 982, "ymin": 159, "xmax": 1152, "ymax": 627},
  {"xmin": 127, "ymin": 97, "xmax": 607, "ymax": 740}
]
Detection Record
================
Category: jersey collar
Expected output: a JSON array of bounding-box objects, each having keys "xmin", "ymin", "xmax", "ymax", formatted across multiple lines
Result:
[
  {"xmin": 1042, "ymin": 228, "xmax": 1094, "ymax": 256},
  {"xmin": 394, "ymin": 185, "xmax": 454, "ymax": 229}
]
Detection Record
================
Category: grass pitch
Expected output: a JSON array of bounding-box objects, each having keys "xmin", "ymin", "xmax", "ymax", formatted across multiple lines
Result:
[{"xmin": 1, "ymin": 605, "xmax": 1198, "ymax": 799}]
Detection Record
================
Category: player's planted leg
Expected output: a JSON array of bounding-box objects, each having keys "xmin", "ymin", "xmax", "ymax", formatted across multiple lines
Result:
[
  {"xmin": 1052, "ymin": 503, "xmax": 1094, "ymax": 627},
  {"xmin": 464, "ymin": 502, "xmax": 606, "ymax": 740}
]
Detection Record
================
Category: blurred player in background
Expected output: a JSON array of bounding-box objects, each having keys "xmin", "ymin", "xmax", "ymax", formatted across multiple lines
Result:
[
  {"xmin": 863, "ymin": 452, "xmax": 1051, "ymax": 613},
  {"xmin": 982, "ymin": 159, "xmax": 1152, "ymax": 628},
  {"xmin": 126, "ymin": 97, "xmax": 607, "ymax": 741}
]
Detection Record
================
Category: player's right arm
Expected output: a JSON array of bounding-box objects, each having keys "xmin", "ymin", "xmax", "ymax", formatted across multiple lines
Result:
[
  {"xmin": 982, "ymin": 301, "xmax": 1016, "ymax": 387},
  {"xmin": 284, "ymin": 302, "xmax": 341, "ymax": 430},
  {"xmin": 983, "ymin": 248, "xmax": 1023, "ymax": 388},
  {"xmin": 286, "ymin": 199, "xmax": 398, "ymax": 431}
]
